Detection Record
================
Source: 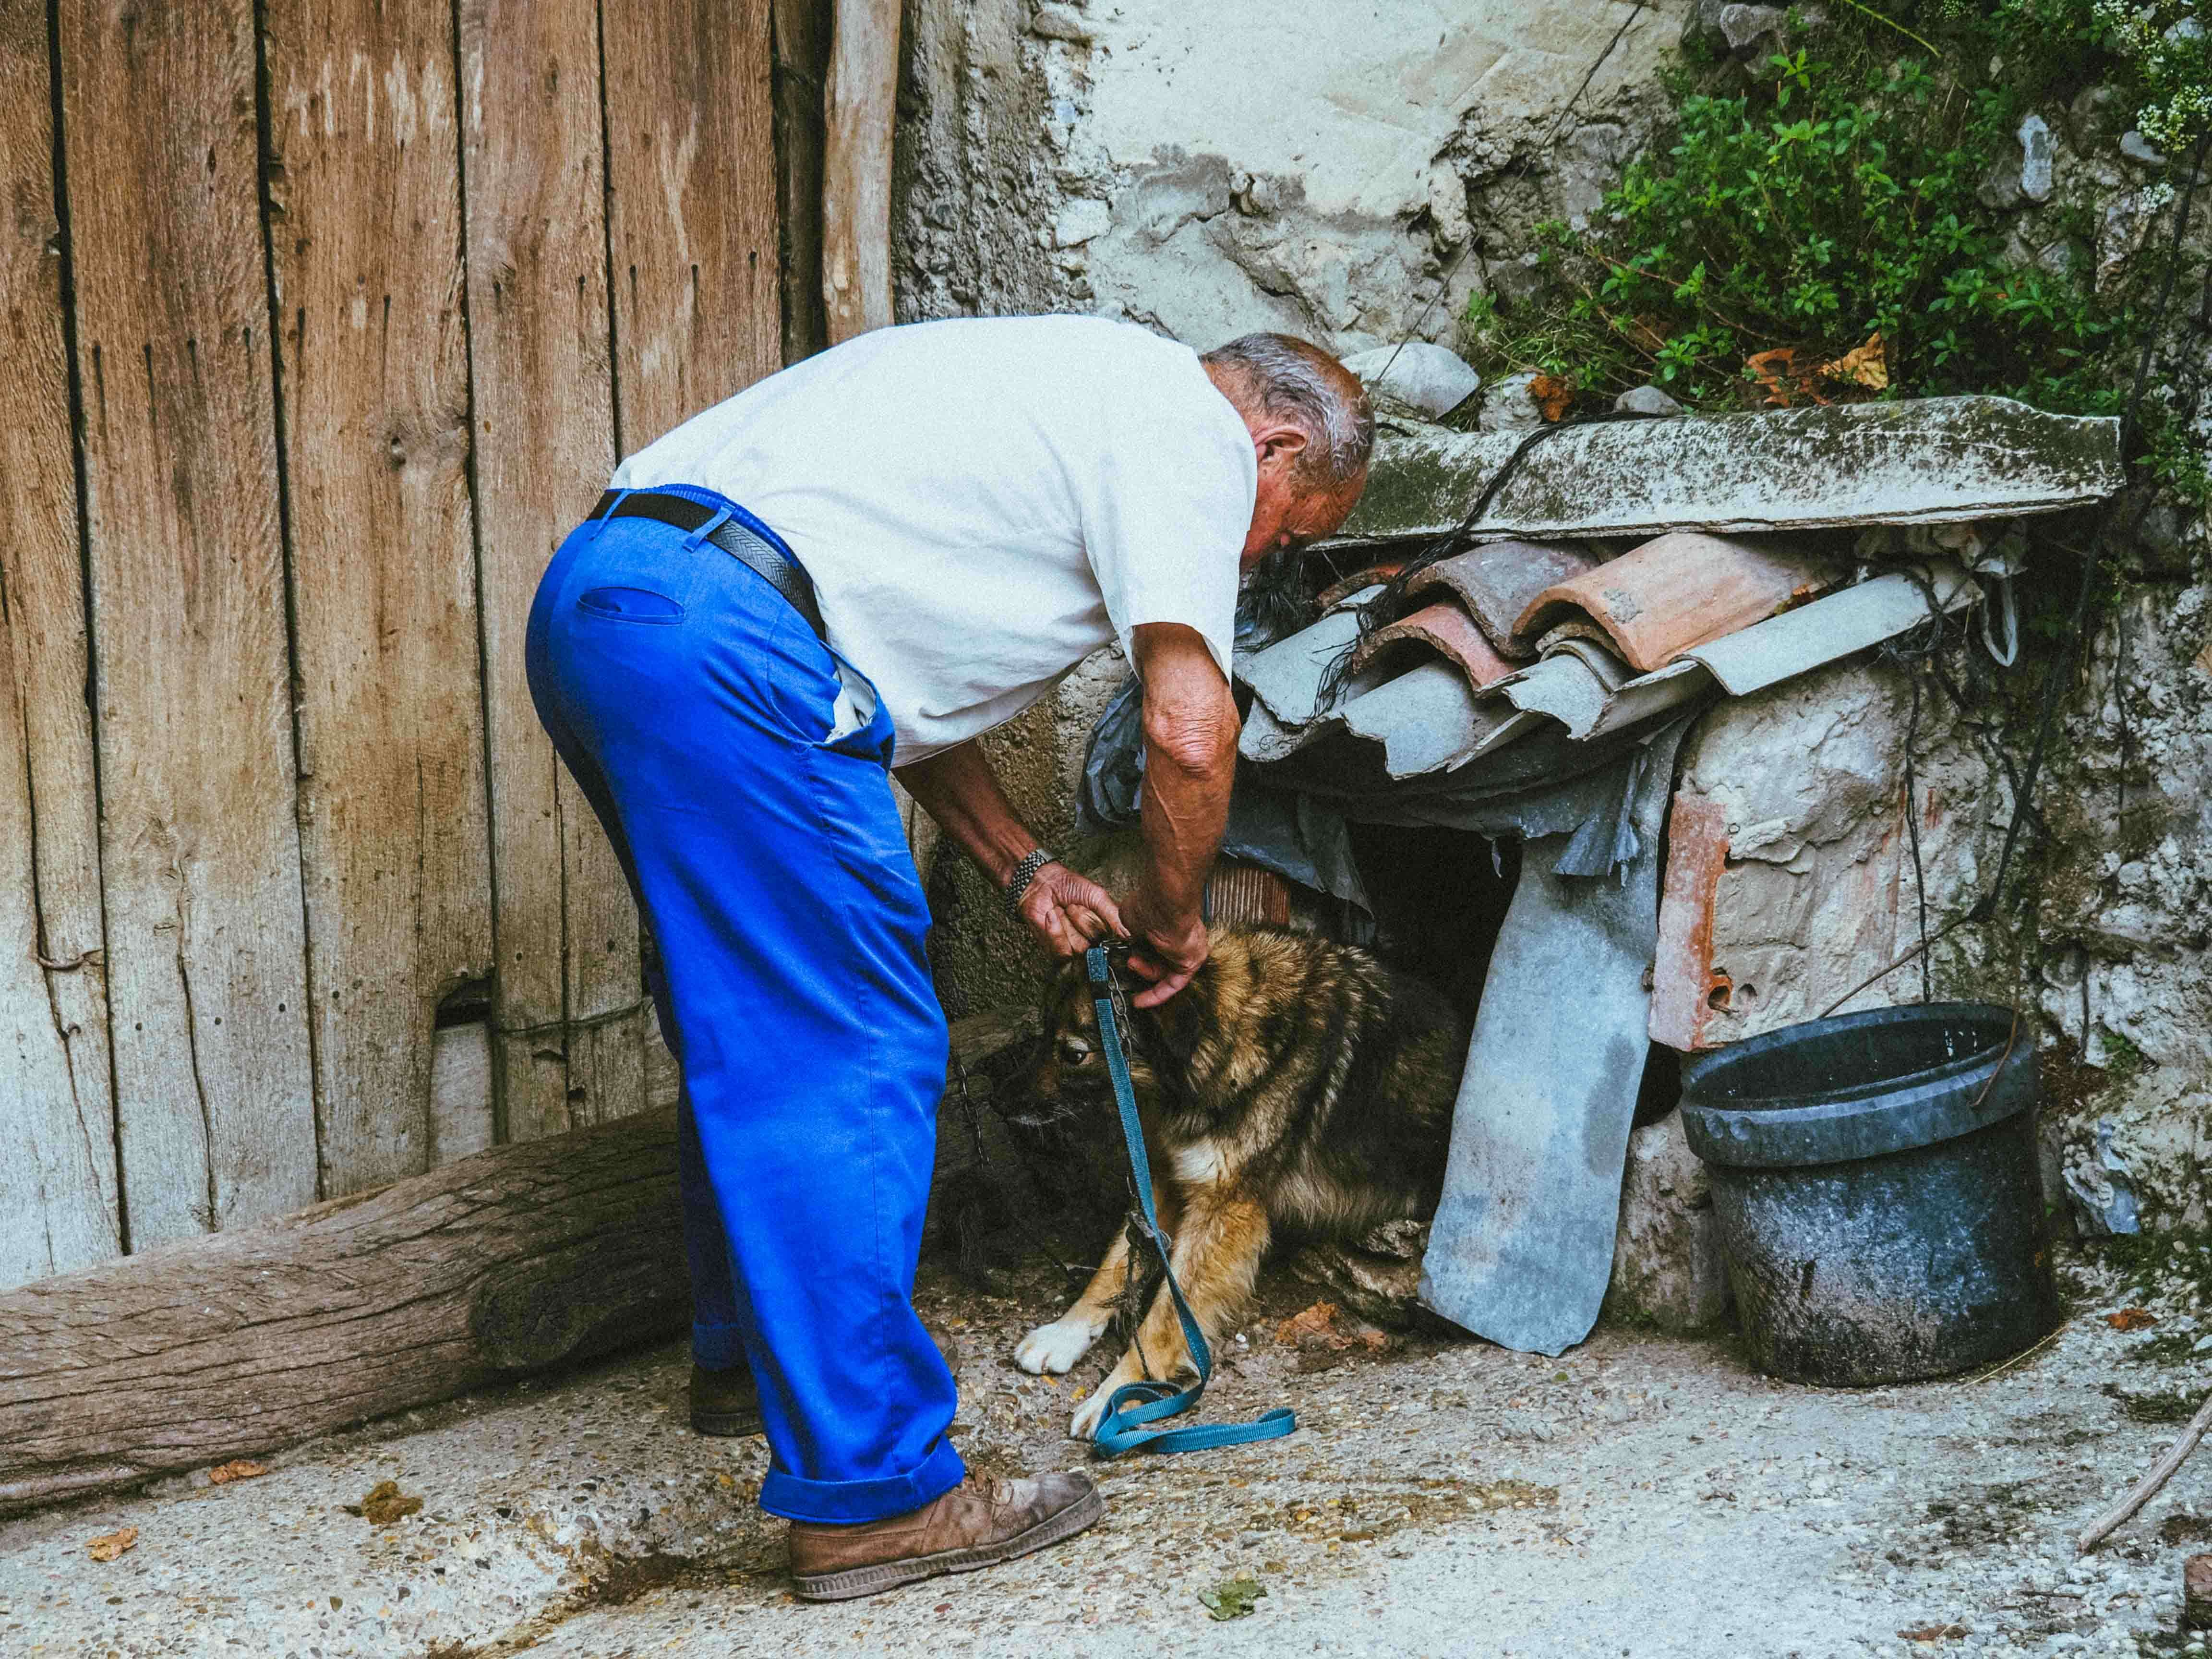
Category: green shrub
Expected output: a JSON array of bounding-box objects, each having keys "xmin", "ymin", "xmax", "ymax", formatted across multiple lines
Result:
[{"xmin": 1464, "ymin": 0, "xmax": 2211, "ymax": 500}]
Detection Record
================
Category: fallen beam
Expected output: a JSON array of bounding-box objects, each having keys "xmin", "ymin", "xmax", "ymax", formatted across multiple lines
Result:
[
  {"xmin": 0, "ymin": 1008, "xmax": 1036, "ymax": 1518},
  {"xmin": 1332, "ymin": 397, "xmax": 2122, "ymax": 546}
]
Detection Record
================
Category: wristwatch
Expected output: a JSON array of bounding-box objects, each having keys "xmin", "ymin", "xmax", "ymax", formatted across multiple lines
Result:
[{"xmin": 1003, "ymin": 847, "xmax": 1055, "ymax": 917}]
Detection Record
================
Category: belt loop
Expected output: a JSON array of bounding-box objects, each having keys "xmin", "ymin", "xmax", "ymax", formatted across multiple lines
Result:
[
  {"xmin": 682, "ymin": 504, "xmax": 734, "ymax": 553},
  {"xmin": 588, "ymin": 487, "xmax": 632, "ymax": 541}
]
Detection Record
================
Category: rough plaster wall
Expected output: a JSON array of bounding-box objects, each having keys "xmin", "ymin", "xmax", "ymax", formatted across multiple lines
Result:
[
  {"xmin": 1678, "ymin": 656, "xmax": 2002, "ymax": 1044},
  {"xmin": 896, "ymin": 0, "xmax": 1689, "ymax": 1012}
]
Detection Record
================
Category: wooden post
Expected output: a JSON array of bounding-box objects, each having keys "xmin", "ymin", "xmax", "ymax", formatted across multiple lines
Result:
[
  {"xmin": 455, "ymin": 0, "xmax": 628, "ymax": 1145},
  {"xmin": 0, "ymin": 1, "xmax": 120, "ymax": 1286},
  {"xmin": 821, "ymin": 0, "xmax": 901, "ymax": 343},
  {"xmin": 56, "ymin": 0, "xmax": 318, "ymax": 1244},
  {"xmin": 261, "ymin": 0, "xmax": 496, "ymax": 1193}
]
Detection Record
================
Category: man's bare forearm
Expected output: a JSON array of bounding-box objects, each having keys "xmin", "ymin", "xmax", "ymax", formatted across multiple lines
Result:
[
  {"xmin": 1130, "ymin": 623, "xmax": 1238, "ymax": 931},
  {"xmin": 893, "ymin": 741, "xmax": 1036, "ymax": 885}
]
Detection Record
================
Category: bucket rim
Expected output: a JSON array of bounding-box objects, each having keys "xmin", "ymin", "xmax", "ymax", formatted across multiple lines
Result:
[{"xmin": 1679, "ymin": 1001, "xmax": 2031, "ymax": 1169}]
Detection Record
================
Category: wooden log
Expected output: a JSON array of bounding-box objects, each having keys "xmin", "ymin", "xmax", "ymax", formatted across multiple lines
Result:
[
  {"xmin": 454, "ymin": 0, "xmax": 628, "ymax": 1143},
  {"xmin": 0, "ymin": 1007, "xmax": 1037, "ymax": 1518},
  {"xmin": 772, "ymin": 0, "xmax": 833, "ymax": 363},
  {"xmin": 57, "ymin": 0, "xmax": 318, "ymax": 1243},
  {"xmin": 822, "ymin": 0, "xmax": 901, "ymax": 343},
  {"xmin": 263, "ymin": 0, "xmax": 496, "ymax": 1194},
  {"xmin": 0, "ymin": 0, "xmax": 120, "ymax": 1287}
]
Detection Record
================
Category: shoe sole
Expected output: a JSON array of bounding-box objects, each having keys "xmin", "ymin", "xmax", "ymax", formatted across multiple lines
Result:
[
  {"xmin": 791, "ymin": 1485, "xmax": 1106, "ymax": 1602},
  {"xmin": 690, "ymin": 1408, "xmax": 764, "ymax": 1438}
]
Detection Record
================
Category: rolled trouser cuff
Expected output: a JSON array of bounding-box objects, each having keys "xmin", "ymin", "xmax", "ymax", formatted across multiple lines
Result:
[{"xmin": 759, "ymin": 1441, "xmax": 968, "ymax": 1525}]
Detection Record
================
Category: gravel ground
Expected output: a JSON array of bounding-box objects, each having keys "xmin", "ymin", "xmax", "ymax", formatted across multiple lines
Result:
[{"xmin": 5, "ymin": 1242, "xmax": 2210, "ymax": 1659}]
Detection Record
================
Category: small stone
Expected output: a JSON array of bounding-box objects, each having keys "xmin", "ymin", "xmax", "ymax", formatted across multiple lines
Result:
[
  {"xmin": 1478, "ymin": 370, "xmax": 1546, "ymax": 433},
  {"xmin": 1339, "ymin": 342, "xmax": 1482, "ymax": 420},
  {"xmin": 2120, "ymin": 130, "xmax": 2167, "ymax": 168},
  {"xmin": 2186, "ymin": 1555, "xmax": 2212, "ymax": 1631},
  {"xmin": 2019, "ymin": 114, "xmax": 2055, "ymax": 203},
  {"xmin": 1614, "ymin": 385, "xmax": 1684, "ymax": 418},
  {"xmin": 1717, "ymin": 3, "xmax": 1787, "ymax": 51},
  {"xmin": 1052, "ymin": 198, "xmax": 1111, "ymax": 248},
  {"xmin": 1029, "ymin": 4, "xmax": 1092, "ymax": 43}
]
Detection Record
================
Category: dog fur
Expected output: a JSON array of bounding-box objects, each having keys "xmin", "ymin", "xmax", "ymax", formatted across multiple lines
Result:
[{"xmin": 1011, "ymin": 926, "xmax": 1469, "ymax": 1440}]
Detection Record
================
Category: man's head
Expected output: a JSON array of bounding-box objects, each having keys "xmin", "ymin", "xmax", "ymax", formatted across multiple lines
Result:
[{"xmin": 1201, "ymin": 333, "xmax": 1375, "ymax": 571}]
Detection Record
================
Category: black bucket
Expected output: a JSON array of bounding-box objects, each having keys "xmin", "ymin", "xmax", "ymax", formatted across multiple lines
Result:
[{"xmin": 1680, "ymin": 1003, "xmax": 2057, "ymax": 1386}]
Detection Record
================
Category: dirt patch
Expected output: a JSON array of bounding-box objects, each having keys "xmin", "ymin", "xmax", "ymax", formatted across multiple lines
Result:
[
  {"xmin": 1235, "ymin": 1478, "xmax": 1557, "ymax": 1547},
  {"xmin": 2158, "ymin": 1512, "xmax": 2212, "ymax": 1544},
  {"xmin": 2103, "ymin": 1383, "xmax": 2205, "ymax": 1424}
]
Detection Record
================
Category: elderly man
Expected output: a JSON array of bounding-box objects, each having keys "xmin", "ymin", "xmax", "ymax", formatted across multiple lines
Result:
[{"xmin": 525, "ymin": 318, "xmax": 1371, "ymax": 1600}]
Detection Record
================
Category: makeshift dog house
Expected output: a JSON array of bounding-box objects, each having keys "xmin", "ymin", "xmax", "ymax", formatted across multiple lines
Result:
[{"xmin": 1082, "ymin": 397, "xmax": 2122, "ymax": 1355}]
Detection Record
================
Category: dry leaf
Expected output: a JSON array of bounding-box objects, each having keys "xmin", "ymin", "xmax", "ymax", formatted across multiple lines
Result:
[
  {"xmin": 86, "ymin": 1526, "xmax": 138, "ymax": 1562},
  {"xmin": 207, "ymin": 1459, "xmax": 267, "ymax": 1485},
  {"xmin": 2106, "ymin": 1307, "xmax": 2160, "ymax": 1331},
  {"xmin": 1276, "ymin": 1301, "xmax": 1340, "ymax": 1345},
  {"xmin": 1898, "ymin": 1623, "xmax": 1969, "ymax": 1642},
  {"xmin": 1819, "ymin": 331, "xmax": 1889, "ymax": 391},
  {"xmin": 1528, "ymin": 373, "xmax": 1575, "ymax": 422},
  {"xmin": 1743, "ymin": 347, "xmax": 1831, "ymax": 407},
  {"xmin": 345, "ymin": 1479, "xmax": 424, "ymax": 1527}
]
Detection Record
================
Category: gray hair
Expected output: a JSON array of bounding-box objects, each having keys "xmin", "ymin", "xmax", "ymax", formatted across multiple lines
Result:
[{"xmin": 1200, "ymin": 333, "xmax": 1375, "ymax": 488}]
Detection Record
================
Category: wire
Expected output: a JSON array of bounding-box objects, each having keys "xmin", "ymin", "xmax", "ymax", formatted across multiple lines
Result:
[{"xmin": 1372, "ymin": 0, "xmax": 1651, "ymax": 392}]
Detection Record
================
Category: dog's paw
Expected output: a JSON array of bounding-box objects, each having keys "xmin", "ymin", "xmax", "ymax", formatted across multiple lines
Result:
[
  {"xmin": 1069, "ymin": 1385, "xmax": 1113, "ymax": 1443},
  {"xmin": 1013, "ymin": 1318, "xmax": 1099, "ymax": 1376}
]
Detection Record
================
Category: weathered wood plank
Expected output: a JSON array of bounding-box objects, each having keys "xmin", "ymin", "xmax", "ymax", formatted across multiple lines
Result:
[
  {"xmin": 822, "ymin": 0, "xmax": 900, "ymax": 342},
  {"xmin": 586, "ymin": 0, "xmax": 782, "ymax": 1124},
  {"xmin": 0, "ymin": 1007, "xmax": 1035, "ymax": 1516},
  {"xmin": 0, "ymin": 0, "xmax": 120, "ymax": 1288},
  {"xmin": 454, "ymin": 0, "xmax": 628, "ymax": 1142},
  {"xmin": 1333, "ymin": 397, "xmax": 2126, "ymax": 546},
  {"xmin": 772, "ymin": 0, "xmax": 832, "ymax": 363},
  {"xmin": 57, "ymin": 0, "xmax": 317, "ymax": 1243},
  {"xmin": 264, "ymin": 2, "xmax": 495, "ymax": 1194},
  {"xmin": 601, "ymin": 0, "xmax": 783, "ymax": 444},
  {"xmin": 427, "ymin": 1019, "xmax": 495, "ymax": 1165}
]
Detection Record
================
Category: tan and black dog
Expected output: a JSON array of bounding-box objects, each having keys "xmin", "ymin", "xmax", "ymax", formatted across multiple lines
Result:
[{"xmin": 1011, "ymin": 926, "xmax": 1470, "ymax": 1440}]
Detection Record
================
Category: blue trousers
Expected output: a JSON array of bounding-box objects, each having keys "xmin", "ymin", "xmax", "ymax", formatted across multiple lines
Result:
[{"xmin": 525, "ymin": 485, "xmax": 965, "ymax": 1524}]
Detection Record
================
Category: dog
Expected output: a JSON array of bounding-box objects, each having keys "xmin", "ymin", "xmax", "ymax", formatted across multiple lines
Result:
[{"xmin": 1010, "ymin": 926, "xmax": 1470, "ymax": 1440}]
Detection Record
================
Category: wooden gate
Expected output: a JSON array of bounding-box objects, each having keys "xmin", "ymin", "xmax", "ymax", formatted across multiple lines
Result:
[{"xmin": 0, "ymin": 0, "xmax": 785, "ymax": 1288}]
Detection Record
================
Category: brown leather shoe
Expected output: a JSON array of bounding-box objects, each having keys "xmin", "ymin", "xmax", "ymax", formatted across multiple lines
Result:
[
  {"xmin": 688, "ymin": 1364, "xmax": 764, "ymax": 1437},
  {"xmin": 786, "ymin": 1472, "xmax": 1105, "ymax": 1601}
]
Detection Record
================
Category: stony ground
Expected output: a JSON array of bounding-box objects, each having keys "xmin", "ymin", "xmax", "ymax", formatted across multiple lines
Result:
[{"xmin": 6, "ymin": 1244, "xmax": 2211, "ymax": 1659}]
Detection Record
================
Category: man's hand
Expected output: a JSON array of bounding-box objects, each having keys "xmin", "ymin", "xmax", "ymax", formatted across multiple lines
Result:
[
  {"xmin": 1120, "ymin": 888, "xmax": 1210, "ymax": 1009},
  {"xmin": 1016, "ymin": 862, "xmax": 1128, "ymax": 958}
]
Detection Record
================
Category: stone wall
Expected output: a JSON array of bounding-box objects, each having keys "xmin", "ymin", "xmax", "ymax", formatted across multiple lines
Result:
[
  {"xmin": 894, "ymin": 0, "xmax": 1693, "ymax": 1010},
  {"xmin": 887, "ymin": 1, "xmax": 2212, "ymax": 1233}
]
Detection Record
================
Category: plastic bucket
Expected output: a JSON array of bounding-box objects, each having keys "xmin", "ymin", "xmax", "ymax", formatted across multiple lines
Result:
[{"xmin": 1680, "ymin": 1003, "xmax": 2057, "ymax": 1386}]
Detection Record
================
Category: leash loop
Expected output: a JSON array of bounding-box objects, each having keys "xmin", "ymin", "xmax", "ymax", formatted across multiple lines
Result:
[{"xmin": 1082, "ymin": 945, "xmax": 1297, "ymax": 1458}]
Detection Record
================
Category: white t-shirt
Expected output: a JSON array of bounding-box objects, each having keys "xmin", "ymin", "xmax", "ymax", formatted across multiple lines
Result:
[{"xmin": 610, "ymin": 315, "xmax": 1254, "ymax": 762}]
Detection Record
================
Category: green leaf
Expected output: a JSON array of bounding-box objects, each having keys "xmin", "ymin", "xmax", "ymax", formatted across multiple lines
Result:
[{"xmin": 1200, "ymin": 1577, "xmax": 1268, "ymax": 1622}]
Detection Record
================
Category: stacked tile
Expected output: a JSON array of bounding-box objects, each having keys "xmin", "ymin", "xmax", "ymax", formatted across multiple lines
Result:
[{"xmin": 1237, "ymin": 534, "xmax": 1980, "ymax": 785}]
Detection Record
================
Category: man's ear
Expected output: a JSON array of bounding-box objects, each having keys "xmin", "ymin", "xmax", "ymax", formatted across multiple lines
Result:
[{"xmin": 1253, "ymin": 418, "xmax": 1310, "ymax": 472}]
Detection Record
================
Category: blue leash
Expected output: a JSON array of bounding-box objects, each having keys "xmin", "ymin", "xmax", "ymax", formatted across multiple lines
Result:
[{"xmin": 1082, "ymin": 945, "xmax": 1297, "ymax": 1458}]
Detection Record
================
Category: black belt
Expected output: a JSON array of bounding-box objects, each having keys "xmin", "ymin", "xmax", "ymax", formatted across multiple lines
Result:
[{"xmin": 593, "ymin": 489, "xmax": 826, "ymax": 641}]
